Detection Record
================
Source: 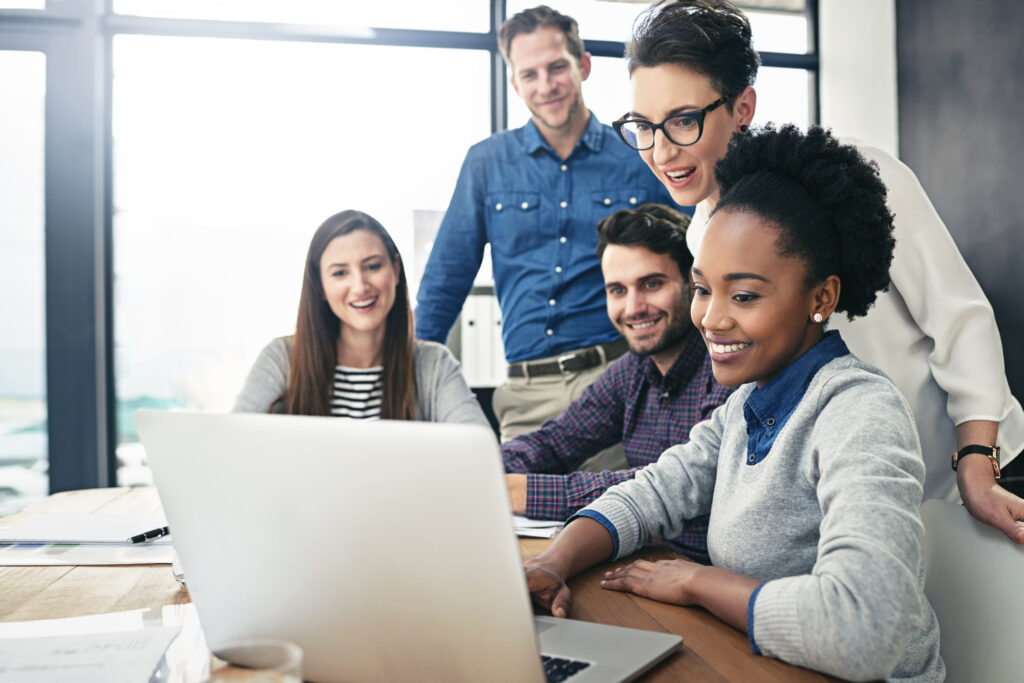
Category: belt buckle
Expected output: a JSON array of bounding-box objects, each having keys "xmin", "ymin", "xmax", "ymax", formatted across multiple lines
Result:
[{"xmin": 556, "ymin": 353, "xmax": 578, "ymax": 373}]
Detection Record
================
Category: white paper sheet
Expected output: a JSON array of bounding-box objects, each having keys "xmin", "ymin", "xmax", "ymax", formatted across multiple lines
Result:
[
  {"xmin": 513, "ymin": 515, "xmax": 563, "ymax": 538},
  {"xmin": 0, "ymin": 541, "xmax": 173, "ymax": 565},
  {"xmin": 0, "ymin": 625, "xmax": 179, "ymax": 683},
  {"xmin": 0, "ymin": 513, "xmax": 171, "ymax": 544}
]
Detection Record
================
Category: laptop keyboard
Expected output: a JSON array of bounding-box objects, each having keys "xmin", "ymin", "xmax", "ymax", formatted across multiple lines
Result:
[{"xmin": 542, "ymin": 654, "xmax": 592, "ymax": 682}]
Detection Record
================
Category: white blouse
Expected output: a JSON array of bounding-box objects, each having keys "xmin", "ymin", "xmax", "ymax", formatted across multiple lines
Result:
[{"xmin": 687, "ymin": 139, "xmax": 1024, "ymax": 501}]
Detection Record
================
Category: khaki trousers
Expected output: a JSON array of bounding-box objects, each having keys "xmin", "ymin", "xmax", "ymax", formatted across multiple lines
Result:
[{"xmin": 492, "ymin": 356, "xmax": 627, "ymax": 472}]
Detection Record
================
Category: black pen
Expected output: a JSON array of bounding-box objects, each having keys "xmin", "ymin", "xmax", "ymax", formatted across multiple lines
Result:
[{"xmin": 127, "ymin": 526, "xmax": 170, "ymax": 544}]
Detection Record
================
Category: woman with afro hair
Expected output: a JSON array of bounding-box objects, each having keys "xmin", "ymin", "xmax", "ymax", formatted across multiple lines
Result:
[
  {"xmin": 523, "ymin": 125, "xmax": 944, "ymax": 682},
  {"xmin": 612, "ymin": 0, "xmax": 1024, "ymax": 543}
]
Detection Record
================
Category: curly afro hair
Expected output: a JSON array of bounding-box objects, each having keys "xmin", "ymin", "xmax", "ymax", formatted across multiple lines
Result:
[{"xmin": 712, "ymin": 124, "xmax": 895, "ymax": 320}]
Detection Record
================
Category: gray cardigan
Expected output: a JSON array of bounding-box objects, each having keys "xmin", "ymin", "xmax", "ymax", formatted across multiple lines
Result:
[
  {"xmin": 232, "ymin": 336, "xmax": 490, "ymax": 427},
  {"xmin": 586, "ymin": 354, "xmax": 944, "ymax": 682}
]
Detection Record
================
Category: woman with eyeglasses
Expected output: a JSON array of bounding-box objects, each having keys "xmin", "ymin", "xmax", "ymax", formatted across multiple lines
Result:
[
  {"xmin": 612, "ymin": 0, "xmax": 1024, "ymax": 543},
  {"xmin": 233, "ymin": 209, "xmax": 489, "ymax": 426}
]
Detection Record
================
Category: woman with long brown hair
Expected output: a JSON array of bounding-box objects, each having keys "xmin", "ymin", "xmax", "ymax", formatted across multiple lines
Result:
[{"xmin": 234, "ymin": 210, "xmax": 488, "ymax": 425}]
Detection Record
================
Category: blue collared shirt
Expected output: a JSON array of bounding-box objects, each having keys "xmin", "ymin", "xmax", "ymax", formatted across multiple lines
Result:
[
  {"xmin": 742, "ymin": 330, "xmax": 850, "ymax": 466},
  {"xmin": 414, "ymin": 113, "xmax": 682, "ymax": 363}
]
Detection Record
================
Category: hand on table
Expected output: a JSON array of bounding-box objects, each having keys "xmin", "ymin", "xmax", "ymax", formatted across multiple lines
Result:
[
  {"xmin": 524, "ymin": 559, "xmax": 573, "ymax": 618},
  {"xmin": 958, "ymin": 458, "xmax": 1024, "ymax": 544},
  {"xmin": 600, "ymin": 558, "xmax": 699, "ymax": 606}
]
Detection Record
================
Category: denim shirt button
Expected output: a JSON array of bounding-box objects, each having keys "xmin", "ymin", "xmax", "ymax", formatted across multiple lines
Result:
[
  {"xmin": 495, "ymin": 203, "xmax": 503, "ymax": 211},
  {"xmin": 748, "ymin": 453, "xmax": 756, "ymax": 463},
  {"xmin": 766, "ymin": 417, "xmax": 776, "ymax": 426}
]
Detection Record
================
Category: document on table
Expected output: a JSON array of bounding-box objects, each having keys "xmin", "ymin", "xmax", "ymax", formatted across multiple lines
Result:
[
  {"xmin": 0, "ymin": 609, "xmax": 181, "ymax": 683},
  {"xmin": 0, "ymin": 513, "xmax": 173, "ymax": 565},
  {"xmin": 0, "ymin": 513, "xmax": 171, "ymax": 544},
  {"xmin": 0, "ymin": 542, "xmax": 174, "ymax": 565},
  {"xmin": 513, "ymin": 515, "xmax": 563, "ymax": 538}
]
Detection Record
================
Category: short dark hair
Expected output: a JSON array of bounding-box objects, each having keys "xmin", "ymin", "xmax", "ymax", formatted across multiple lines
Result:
[
  {"xmin": 498, "ymin": 5, "xmax": 584, "ymax": 66},
  {"xmin": 626, "ymin": 0, "xmax": 759, "ymax": 107},
  {"xmin": 596, "ymin": 203, "xmax": 693, "ymax": 278},
  {"xmin": 713, "ymin": 124, "xmax": 896, "ymax": 320}
]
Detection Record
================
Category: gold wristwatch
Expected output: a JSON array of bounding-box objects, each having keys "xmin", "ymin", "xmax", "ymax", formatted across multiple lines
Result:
[{"xmin": 951, "ymin": 444, "xmax": 1001, "ymax": 479}]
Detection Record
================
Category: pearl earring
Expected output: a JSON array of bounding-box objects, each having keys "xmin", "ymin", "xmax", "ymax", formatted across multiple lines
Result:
[{"xmin": 812, "ymin": 313, "xmax": 823, "ymax": 323}]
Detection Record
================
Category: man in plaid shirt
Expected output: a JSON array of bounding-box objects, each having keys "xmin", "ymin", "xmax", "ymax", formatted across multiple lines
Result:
[{"xmin": 503, "ymin": 203, "xmax": 732, "ymax": 562}]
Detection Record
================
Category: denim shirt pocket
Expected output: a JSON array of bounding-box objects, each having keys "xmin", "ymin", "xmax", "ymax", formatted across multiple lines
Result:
[
  {"xmin": 486, "ymin": 191, "xmax": 543, "ymax": 256},
  {"xmin": 589, "ymin": 188, "xmax": 653, "ymax": 223}
]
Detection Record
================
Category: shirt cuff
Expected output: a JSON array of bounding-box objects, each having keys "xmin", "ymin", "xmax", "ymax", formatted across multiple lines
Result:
[
  {"xmin": 524, "ymin": 474, "xmax": 569, "ymax": 520},
  {"xmin": 747, "ymin": 582, "xmax": 766, "ymax": 655},
  {"xmin": 569, "ymin": 510, "xmax": 618, "ymax": 559}
]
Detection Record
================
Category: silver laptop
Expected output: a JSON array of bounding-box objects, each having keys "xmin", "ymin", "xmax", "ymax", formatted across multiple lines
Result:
[{"xmin": 135, "ymin": 410, "xmax": 681, "ymax": 683}]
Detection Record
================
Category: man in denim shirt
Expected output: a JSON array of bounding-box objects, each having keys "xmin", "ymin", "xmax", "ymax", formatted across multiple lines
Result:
[{"xmin": 415, "ymin": 6, "xmax": 677, "ymax": 460}]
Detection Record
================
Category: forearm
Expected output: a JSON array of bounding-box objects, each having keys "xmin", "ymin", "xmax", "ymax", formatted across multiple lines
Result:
[
  {"xmin": 688, "ymin": 565, "xmax": 761, "ymax": 633},
  {"xmin": 529, "ymin": 516, "xmax": 614, "ymax": 581},
  {"xmin": 956, "ymin": 419, "xmax": 1000, "ymax": 486},
  {"xmin": 956, "ymin": 419, "xmax": 998, "ymax": 450}
]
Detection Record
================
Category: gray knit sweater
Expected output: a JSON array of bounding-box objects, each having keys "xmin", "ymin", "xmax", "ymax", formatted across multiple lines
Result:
[
  {"xmin": 585, "ymin": 354, "xmax": 944, "ymax": 682},
  {"xmin": 232, "ymin": 336, "xmax": 490, "ymax": 427}
]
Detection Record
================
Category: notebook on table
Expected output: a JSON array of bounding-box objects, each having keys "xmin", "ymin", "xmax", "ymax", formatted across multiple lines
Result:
[{"xmin": 135, "ymin": 410, "xmax": 681, "ymax": 683}]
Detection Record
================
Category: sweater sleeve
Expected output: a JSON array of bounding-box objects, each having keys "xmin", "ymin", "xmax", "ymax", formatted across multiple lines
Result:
[
  {"xmin": 579, "ymin": 394, "xmax": 730, "ymax": 558},
  {"xmin": 750, "ymin": 371, "xmax": 931, "ymax": 681},
  {"xmin": 232, "ymin": 337, "xmax": 291, "ymax": 413},
  {"xmin": 416, "ymin": 342, "xmax": 490, "ymax": 427}
]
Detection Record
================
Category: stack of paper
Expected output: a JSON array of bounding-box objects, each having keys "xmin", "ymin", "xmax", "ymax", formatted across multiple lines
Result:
[
  {"xmin": 0, "ymin": 513, "xmax": 173, "ymax": 566},
  {"xmin": 513, "ymin": 515, "xmax": 563, "ymax": 539},
  {"xmin": 0, "ymin": 608, "xmax": 192, "ymax": 683}
]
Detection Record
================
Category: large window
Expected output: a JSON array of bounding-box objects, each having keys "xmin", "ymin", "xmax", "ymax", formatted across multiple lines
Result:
[
  {"xmin": 112, "ymin": 37, "xmax": 490, "ymax": 477},
  {"xmin": 0, "ymin": 0, "xmax": 818, "ymax": 495},
  {"xmin": 0, "ymin": 50, "xmax": 48, "ymax": 513},
  {"xmin": 506, "ymin": 0, "xmax": 815, "ymax": 129},
  {"xmin": 113, "ymin": 0, "xmax": 490, "ymax": 33}
]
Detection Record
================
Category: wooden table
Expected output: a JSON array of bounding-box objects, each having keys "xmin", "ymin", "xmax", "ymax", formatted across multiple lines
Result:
[{"xmin": 0, "ymin": 488, "xmax": 842, "ymax": 682}]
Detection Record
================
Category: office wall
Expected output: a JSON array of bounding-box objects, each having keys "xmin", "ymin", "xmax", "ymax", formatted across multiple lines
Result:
[
  {"xmin": 818, "ymin": 0, "xmax": 898, "ymax": 155},
  {"xmin": 896, "ymin": 0, "xmax": 1024, "ymax": 400}
]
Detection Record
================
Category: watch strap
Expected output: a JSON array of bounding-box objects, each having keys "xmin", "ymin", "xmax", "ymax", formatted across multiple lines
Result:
[{"xmin": 951, "ymin": 444, "xmax": 1001, "ymax": 479}]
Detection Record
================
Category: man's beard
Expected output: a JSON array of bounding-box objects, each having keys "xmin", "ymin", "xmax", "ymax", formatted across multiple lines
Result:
[
  {"xmin": 625, "ymin": 306, "xmax": 691, "ymax": 358},
  {"xmin": 533, "ymin": 92, "xmax": 580, "ymax": 132}
]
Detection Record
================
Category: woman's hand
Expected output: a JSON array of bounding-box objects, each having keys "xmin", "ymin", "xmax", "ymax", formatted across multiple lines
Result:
[
  {"xmin": 958, "ymin": 457, "xmax": 1024, "ymax": 544},
  {"xmin": 602, "ymin": 557, "xmax": 761, "ymax": 633},
  {"xmin": 524, "ymin": 559, "xmax": 573, "ymax": 618},
  {"xmin": 521, "ymin": 516, "xmax": 616, "ymax": 618},
  {"xmin": 600, "ymin": 558, "xmax": 700, "ymax": 605}
]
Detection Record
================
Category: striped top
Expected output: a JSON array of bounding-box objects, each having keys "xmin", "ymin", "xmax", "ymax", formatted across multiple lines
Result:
[{"xmin": 331, "ymin": 365, "xmax": 384, "ymax": 419}]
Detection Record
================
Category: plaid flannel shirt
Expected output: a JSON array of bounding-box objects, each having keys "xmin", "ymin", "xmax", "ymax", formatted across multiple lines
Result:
[{"xmin": 502, "ymin": 330, "xmax": 732, "ymax": 562}]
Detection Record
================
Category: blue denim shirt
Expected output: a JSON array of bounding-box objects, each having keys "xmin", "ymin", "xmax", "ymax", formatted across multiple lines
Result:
[
  {"xmin": 742, "ymin": 330, "xmax": 850, "ymax": 466},
  {"xmin": 414, "ymin": 113, "xmax": 681, "ymax": 363}
]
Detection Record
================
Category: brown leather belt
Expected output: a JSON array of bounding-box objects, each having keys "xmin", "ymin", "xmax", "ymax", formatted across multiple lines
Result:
[{"xmin": 507, "ymin": 338, "xmax": 629, "ymax": 379}]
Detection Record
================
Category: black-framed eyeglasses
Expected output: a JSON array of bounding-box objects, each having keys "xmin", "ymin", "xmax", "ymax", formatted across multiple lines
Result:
[{"xmin": 612, "ymin": 96, "xmax": 729, "ymax": 151}]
